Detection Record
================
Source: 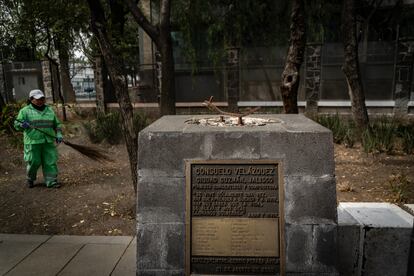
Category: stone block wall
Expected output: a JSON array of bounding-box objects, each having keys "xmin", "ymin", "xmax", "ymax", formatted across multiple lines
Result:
[
  {"xmin": 305, "ymin": 44, "xmax": 322, "ymax": 115},
  {"xmin": 41, "ymin": 59, "xmax": 53, "ymax": 102},
  {"xmin": 93, "ymin": 56, "xmax": 106, "ymax": 114},
  {"xmin": 337, "ymin": 203, "xmax": 413, "ymax": 276}
]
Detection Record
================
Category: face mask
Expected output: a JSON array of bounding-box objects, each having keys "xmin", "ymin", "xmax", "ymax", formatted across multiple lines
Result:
[{"xmin": 31, "ymin": 102, "xmax": 46, "ymax": 111}]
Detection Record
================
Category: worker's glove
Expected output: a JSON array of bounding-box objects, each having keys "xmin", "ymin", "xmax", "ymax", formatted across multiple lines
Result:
[
  {"xmin": 21, "ymin": 121, "xmax": 30, "ymax": 129},
  {"xmin": 56, "ymin": 136, "xmax": 63, "ymax": 144}
]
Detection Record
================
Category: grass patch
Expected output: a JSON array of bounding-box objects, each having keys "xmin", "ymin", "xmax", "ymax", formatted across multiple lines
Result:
[
  {"xmin": 388, "ymin": 173, "xmax": 411, "ymax": 203},
  {"xmin": 316, "ymin": 114, "xmax": 356, "ymax": 147},
  {"xmin": 396, "ymin": 124, "xmax": 414, "ymax": 154},
  {"xmin": 361, "ymin": 117, "xmax": 406, "ymax": 154},
  {"xmin": 316, "ymin": 114, "xmax": 414, "ymax": 155}
]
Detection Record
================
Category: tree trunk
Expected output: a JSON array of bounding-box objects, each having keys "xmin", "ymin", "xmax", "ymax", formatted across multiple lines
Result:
[
  {"xmin": 126, "ymin": 0, "xmax": 176, "ymax": 116},
  {"xmin": 56, "ymin": 39, "xmax": 76, "ymax": 103},
  {"xmin": 280, "ymin": 0, "xmax": 306, "ymax": 114},
  {"xmin": 0, "ymin": 91, "xmax": 5, "ymax": 111},
  {"xmin": 47, "ymin": 56, "xmax": 67, "ymax": 121},
  {"xmin": 225, "ymin": 47, "xmax": 240, "ymax": 113},
  {"xmin": 0, "ymin": 63, "xmax": 6, "ymax": 107},
  {"xmin": 88, "ymin": 0, "xmax": 138, "ymax": 194},
  {"xmin": 158, "ymin": 36, "xmax": 176, "ymax": 115},
  {"xmin": 341, "ymin": 0, "xmax": 369, "ymax": 131},
  {"xmin": 158, "ymin": 0, "xmax": 176, "ymax": 115}
]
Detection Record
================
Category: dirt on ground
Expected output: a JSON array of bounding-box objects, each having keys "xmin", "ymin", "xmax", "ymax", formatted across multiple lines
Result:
[
  {"xmin": 335, "ymin": 144, "xmax": 414, "ymax": 204},
  {"xmin": 0, "ymin": 126, "xmax": 413, "ymax": 236},
  {"xmin": 0, "ymin": 130, "xmax": 135, "ymax": 236}
]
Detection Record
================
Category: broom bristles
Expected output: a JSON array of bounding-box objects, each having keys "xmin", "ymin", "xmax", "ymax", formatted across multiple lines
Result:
[{"xmin": 63, "ymin": 141, "xmax": 112, "ymax": 162}]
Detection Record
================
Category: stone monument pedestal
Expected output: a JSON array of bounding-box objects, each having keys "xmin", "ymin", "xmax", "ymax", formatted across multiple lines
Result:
[{"xmin": 137, "ymin": 115, "xmax": 337, "ymax": 275}]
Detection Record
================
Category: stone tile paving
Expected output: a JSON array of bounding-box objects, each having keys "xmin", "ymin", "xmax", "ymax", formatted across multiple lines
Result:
[{"xmin": 0, "ymin": 234, "xmax": 135, "ymax": 276}]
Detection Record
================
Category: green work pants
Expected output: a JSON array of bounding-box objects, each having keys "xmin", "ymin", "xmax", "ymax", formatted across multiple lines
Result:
[{"xmin": 24, "ymin": 143, "xmax": 58, "ymax": 187}]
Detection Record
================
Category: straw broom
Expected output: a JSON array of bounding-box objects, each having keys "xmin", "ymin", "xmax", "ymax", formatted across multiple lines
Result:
[
  {"xmin": 15, "ymin": 119, "xmax": 111, "ymax": 162},
  {"xmin": 58, "ymin": 140, "xmax": 111, "ymax": 162}
]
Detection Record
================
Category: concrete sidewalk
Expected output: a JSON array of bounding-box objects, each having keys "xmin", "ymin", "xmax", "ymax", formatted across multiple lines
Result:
[{"xmin": 0, "ymin": 234, "xmax": 136, "ymax": 276}]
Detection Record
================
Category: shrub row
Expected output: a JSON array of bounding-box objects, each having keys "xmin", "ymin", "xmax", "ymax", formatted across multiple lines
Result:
[
  {"xmin": 316, "ymin": 114, "xmax": 414, "ymax": 154},
  {"xmin": 83, "ymin": 111, "xmax": 150, "ymax": 145}
]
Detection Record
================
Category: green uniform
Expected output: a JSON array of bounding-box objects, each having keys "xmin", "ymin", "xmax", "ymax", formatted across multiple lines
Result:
[{"xmin": 14, "ymin": 104, "xmax": 63, "ymax": 187}]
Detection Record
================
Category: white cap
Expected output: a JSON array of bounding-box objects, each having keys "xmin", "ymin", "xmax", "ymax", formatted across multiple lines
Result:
[{"xmin": 29, "ymin": 89, "xmax": 45, "ymax": 99}]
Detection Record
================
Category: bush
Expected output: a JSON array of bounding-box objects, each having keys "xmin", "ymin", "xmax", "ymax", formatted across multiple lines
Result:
[
  {"xmin": 397, "ymin": 124, "xmax": 414, "ymax": 154},
  {"xmin": 83, "ymin": 111, "xmax": 150, "ymax": 145},
  {"xmin": 83, "ymin": 112, "xmax": 123, "ymax": 144},
  {"xmin": 0, "ymin": 102, "xmax": 26, "ymax": 147},
  {"xmin": 361, "ymin": 128, "xmax": 378, "ymax": 153},
  {"xmin": 374, "ymin": 116, "xmax": 396, "ymax": 153},
  {"xmin": 343, "ymin": 128, "xmax": 356, "ymax": 148},
  {"xmin": 315, "ymin": 114, "xmax": 414, "ymax": 155},
  {"xmin": 316, "ymin": 114, "xmax": 352, "ymax": 145},
  {"xmin": 362, "ymin": 116, "xmax": 396, "ymax": 154},
  {"xmin": 0, "ymin": 102, "xmax": 26, "ymax": 134},
  {"xmin": 388, "ymin": 173, "xmax": 411, "ymax": 203},
  {"xmin": 82, "ymin": 120, "xmax": 100, "ymax": 143},
  {"xmin": 133, "ymin": 111, "xmax": 150, "ymax": 133}
]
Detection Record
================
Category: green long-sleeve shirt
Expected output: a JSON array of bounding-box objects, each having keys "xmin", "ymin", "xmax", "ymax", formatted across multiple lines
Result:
[{"xmin": 14, "ymin": 104, "xmax": 63, "ymax": 144}]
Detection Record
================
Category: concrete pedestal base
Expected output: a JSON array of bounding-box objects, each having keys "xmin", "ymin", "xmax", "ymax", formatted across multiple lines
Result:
[
  {"xmin": 137, "ymin": 115, "xmax": 337, "ymax": 275},
  {"xmin": 337, "ymin": 203, "xmax": 413, "ymax": 276}
]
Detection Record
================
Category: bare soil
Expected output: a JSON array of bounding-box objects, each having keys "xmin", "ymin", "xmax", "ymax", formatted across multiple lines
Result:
[
  {"xmin": 335, "ymin": 144, "xmax": 414, "ymax": 204},
  {"xmin": 0, "ymin": 132, "xmax": 135, "ymax": 236},
  {"xmin": 0, "ymin": 128, "xmax": 413, "ymax": 236}
]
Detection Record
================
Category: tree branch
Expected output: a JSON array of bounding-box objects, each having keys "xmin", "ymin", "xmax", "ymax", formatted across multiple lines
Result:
[
  {"xmin": 76, "ymin": 33, "xmax": 94, "ymax": 64},
  {"xmin": 203, "ymin": 96, "xmax": 260, "ymax": 125},
  {"xmin": 124, "ymin": 0, "xmax": 159, "ymax": 43}
]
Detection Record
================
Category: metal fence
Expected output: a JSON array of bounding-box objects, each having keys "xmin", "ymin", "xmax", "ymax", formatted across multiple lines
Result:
[
  {"xmin": 2, "ymin": 41, "xmax": 413, "ymax": 105},
  {"xmin": 70, "ymin": 65, "xmax": 96, "ymax": 101},
  {"xmin": 320, "ymin": 42, "xmax": 396, "ymax": 101},
  {"xmin": 171, "ymin": 41, "xmax": 412, "ymax": 103}
]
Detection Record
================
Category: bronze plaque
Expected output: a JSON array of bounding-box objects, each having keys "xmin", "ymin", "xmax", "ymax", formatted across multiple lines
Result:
[{"xmin": 186, "ymin": 161, "xmax": 284, "ymax": 275}]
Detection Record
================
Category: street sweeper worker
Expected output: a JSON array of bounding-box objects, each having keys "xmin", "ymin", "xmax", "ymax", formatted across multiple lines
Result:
[{"xmin": 14, "ymin": 89, "xmax": 63, "ymax": 188}]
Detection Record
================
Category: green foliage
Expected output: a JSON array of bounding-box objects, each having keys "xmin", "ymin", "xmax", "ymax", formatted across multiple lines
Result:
[
  {"xmin": 396, "ymin": 123, "xmax": 414, "ymax": 154},
  {"xmin": 316, "ymin": 114, "xmax": 352, "ymax": 145},
  {"xmin": 133, "ymin": 112, "xmax": 151, "ymax": 134},
  {"xmin": 0, "ymin": 102, "xmax": 25, "ymax": 147},
  {"xmin": 388, "ymin": 173, "xmax": 411, "ymax": 203},
  {"xmin": 316, "ymin": 114, "xmax": 414, "ymax": 155},
  {"xmin": 83, "ymin": 112, "xmax": 123, "ymax": 145},
  {"xmin": 0, "ymin": 102, "xmax": 26, "ymax": 133},
  {"xmin": 401, "ymin": 128, "xmax": 414, "ymax": 154},
  {"xmin": 88, "ymin": 1, "xmax": 140, "ymax": 75},
  {"xmin": 0, "ymin": 0, "xmax": 90, "ymax": 61},
  {"xmin": 362, "ymin": 117, "xmax": 397, "ymax": 154},
  {"xmin": 343, "ymin": 128, "xmax": 356, "ymax": 148},
  {"xmin": 305, "ymin": 0, "xmax": 341, "ymax": 43},
  {"xmin": 173, "ymin": 0, "xmax": 290, "ymax": 69},
  {"xmin": 83, "ymin": 111, "xmax": 150, "ymax": 145}
]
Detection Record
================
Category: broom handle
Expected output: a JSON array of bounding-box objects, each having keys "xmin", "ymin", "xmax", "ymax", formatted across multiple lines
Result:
[{"xmin": 15, "ymin": 118, "xmax": 63, "ymax": 141}]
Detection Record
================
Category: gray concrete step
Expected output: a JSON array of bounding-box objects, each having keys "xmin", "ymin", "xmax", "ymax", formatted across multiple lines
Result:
[{"xmin": 0, "ymin": 234, "xmax": 135, "ymax": 276}]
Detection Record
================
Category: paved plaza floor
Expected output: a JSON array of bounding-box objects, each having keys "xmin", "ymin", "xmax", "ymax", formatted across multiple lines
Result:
[{"xmin": 0, "ymin": 234, "xmax": 136, "ymax": 276}]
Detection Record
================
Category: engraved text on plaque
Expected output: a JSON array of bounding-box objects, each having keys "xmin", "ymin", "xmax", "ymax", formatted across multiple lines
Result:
[{"xmin": 186, "ymin": 161, "xmax": 283, "ymax": 275}]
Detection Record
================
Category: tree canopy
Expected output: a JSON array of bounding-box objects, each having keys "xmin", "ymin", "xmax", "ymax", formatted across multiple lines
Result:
[{"xmin": 0, "ymin": 0, "xmax": 90, "ymax": 61}]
